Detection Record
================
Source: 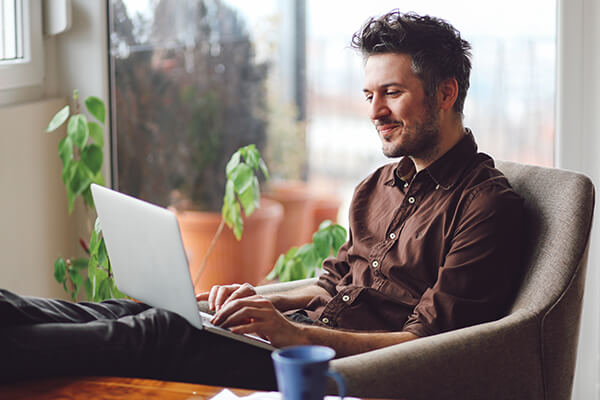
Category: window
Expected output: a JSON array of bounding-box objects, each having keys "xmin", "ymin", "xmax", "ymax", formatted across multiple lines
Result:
[
  {"xmin": 306, "ymin": 1, "xmax": 556, "ymax": 215},
  {"xmin": 0, "ymin": 0, "xmax": 43, "ymax": 90},
  {"xmin": 0, "ymin": 0, "xmax": 24, "ymax": 62},
  {"xmin": 108, "ymin": 0, "xmax": 556, "ymax": 223},
  {"xmin": 108, "ymin": 0, "xmax": 304, "ymax": 209}
]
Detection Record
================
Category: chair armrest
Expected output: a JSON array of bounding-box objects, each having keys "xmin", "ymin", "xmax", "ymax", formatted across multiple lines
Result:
[
  {"xmin": 330, "ymin": 309, "xmax": 544, "ymax": 400},
  {"xmin": 254, "ymin": 278, "xmax": 318, "ymax": 295},
  {"xmin": 197, "ymin": 278, "xmax": 318, "ymax": 313}
]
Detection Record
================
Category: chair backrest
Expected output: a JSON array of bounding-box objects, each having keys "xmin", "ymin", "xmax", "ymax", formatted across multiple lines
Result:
[{"xmin": 496, "ymin": 160, "xmax": 595, "ymax": 400}]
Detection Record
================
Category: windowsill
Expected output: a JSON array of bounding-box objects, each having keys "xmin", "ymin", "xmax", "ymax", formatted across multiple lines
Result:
[{"xmin": 0, "ymin": 85, "xmax": 45, "ymax": 107}]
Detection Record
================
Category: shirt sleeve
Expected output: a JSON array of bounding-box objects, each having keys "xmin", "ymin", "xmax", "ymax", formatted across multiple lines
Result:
[
  {"xmin": 316, "ymin": 229, "xmax": 353, "ymax": 297},
  {"xmin": 402, "ymin": 183, "xmax": 525, "ymax": 337}
]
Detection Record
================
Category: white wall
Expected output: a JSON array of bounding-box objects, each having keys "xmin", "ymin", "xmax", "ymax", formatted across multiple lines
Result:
[
  {"xmin": 0, "ymin": 0, "xmax": 109, "ymax": 298},
  {"xmin": 0, "ymin": 98, "xmax": 73, "ymax": 298},
  {"xmin": 556, "ymin": 0, "xmax": 600, "ymax": 398}
]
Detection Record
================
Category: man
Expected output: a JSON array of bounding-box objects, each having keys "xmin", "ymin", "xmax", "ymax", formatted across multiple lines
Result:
[
  {"xmin": 198, "ymin": 10, "xmax": 523, "ymax": 354},
  {"xmin": 0, "ymin": 10, "xmax": 523, "ymax": 390}
]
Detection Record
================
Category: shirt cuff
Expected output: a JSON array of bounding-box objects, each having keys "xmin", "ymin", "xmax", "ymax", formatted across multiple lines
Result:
[{"xmin": 402, "ymin": 318, "xmax": 435, "ymax": 338}]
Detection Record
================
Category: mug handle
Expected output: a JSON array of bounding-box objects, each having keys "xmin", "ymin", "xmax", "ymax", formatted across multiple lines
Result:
[{"xmin": 326, "ymin": 370, "xmax": 346, "ymax": 399}]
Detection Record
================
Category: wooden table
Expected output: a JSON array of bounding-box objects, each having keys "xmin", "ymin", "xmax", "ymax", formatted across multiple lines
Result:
[{"xmin": 0, "ymin": 376, "xmax": 257, "ymax": 399}]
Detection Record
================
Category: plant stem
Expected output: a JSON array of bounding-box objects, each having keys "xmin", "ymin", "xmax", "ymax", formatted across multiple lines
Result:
[{"xmin": 193, "ymin": 218, "xmax": 226, "ymax": 287}]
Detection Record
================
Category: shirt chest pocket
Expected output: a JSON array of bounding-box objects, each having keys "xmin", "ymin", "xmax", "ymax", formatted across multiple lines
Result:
[{"xmin": 388, "ymin": 215, "xmax": 444, "ymax": 283}]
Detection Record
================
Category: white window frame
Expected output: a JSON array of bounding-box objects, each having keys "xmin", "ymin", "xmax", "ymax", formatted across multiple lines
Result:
[{"xmin": 0, "ymin": 0, "xmax": 43, "ymax": 90}]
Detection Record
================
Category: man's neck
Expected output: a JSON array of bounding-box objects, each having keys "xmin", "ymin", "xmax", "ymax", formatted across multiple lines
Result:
[{"xmin": 412, "ymin": 121, "xmax": 466, "ymax": 172}]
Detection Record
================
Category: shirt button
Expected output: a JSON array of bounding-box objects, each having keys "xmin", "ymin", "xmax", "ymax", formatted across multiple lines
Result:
[
  {"xmin": 435, "ymin": 184, "xmax": 440, "ymax": 190},
  {"xmin": 321, "ymin": 317, "xmax": 330, "ymax": 324},
  {"xmin": 342, "ymin": 295, "xmax": 350, "ymax": 302},
  {"xmin": 389, "ymin": 232, "xmax": 397, "ymax": 240},
  {"xmin": 408, "ymin": 197, "xmax": 416, "ymax": 204},
  {"xmin": 403, "ymin": 182, "xmax": 409, "ymax": 188},
  {"xmin": 372, "ymin": 260, "xmax": 379, "ymax": 268}
]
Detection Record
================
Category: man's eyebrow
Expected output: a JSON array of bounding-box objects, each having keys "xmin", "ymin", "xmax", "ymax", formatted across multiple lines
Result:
[{"xmin": 362, "ymin": 83, "xmax": 407, "ymax": 93}]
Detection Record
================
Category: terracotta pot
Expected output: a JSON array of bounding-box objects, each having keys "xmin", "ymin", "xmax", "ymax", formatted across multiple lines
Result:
[
  {"xmin": 309, "ymin": 195, "xmax": 342, "ymax": 239},
  {"xmin": 264, "ymin": 181, "xmax": 314, "ymax": 263},
  {"xmin": 174, "ymin": 198, "xmax": 283, "ymax": 293}
]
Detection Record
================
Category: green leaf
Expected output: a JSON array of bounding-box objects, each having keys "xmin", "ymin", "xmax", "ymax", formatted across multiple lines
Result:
[
  {"xmin": 97, "ymin": 276, "xmax": 113, "ymax": 301},
  {"xmin": 81, "ymin": 144, "xmax": 103, "ymax": 175},
  {"xmin": 331, "ymin": 225, "xmax": 348, "ymax": 254},
  {"xmin": 238, "ymin": 177, "xmax": 260, "ymax": 216},
  {"xmin": 46, "ymin": 105, "xmax": 70, "ymax": 132},
  {"xmin": 290, "ymin": 259, "xmax": 307, "ymax": 281},
  {"xmin": 69, "ymin": 161, "xmax": 92, "ymax": 196},
  {"xmin": 61, "ymin": 159, "xmax": 75, "ymax": 184},
  {"xmin": 222, "ymin": 181, "xmax": 237, "ymax": 228},
  {"xmin": 68, "ymin": 268, "xmax": 83, "ymax": 291},
  {"xmin": 318, "ymin": 220, "xmax": 333, "ymax": 230},
  {"xmin": 245, "ymin": 145, "xmax": 260, "ymax": 170},
  {"xmin": 94, "ymin": 216, "xmax": 102, "ymax": 234},
  {"xmin": 91, "ymin": 268, "xmax": 109, "ymax": 302},
  {"xmin": 97, "ymin": 239, "xmax": 108, "ymax": 269},
  {"xmin": 82, "ymin": 186, "xmax": 94, "ymax": 209},
  {"xmin": 58, "ymin": 136, "xmax": 74, "ymax": 167},
  {"xmin": 297, "ymin": 243, "xmax": 318, "ymax": 268},
  {"xmin": 259, "ymin": 158, "xmax": 269, "ymax": 180},
  {"xmin": 267, "ymin": 254, "xmax": 286, "ymax": 280},
  {"xmin": 85, "ymin": 96, "xmax": 106, "ymax": 124},
  {"xmin": 65, "ymin": 185, "xmax": 75, "ymax": 214},
  {"xmin": 313, "ymin": 229, "xmax": 333, "ymax": 259},
  {"xmin": 230, "ymin": 163, "xmax": 254, "ymax": 195},
  {"xmin": 54, "ymin": 258, "xmax": 67, "ymax": 284},
  {"xmin": 110, "ymin": 280, "xmax": 126, "ymax": 299},
  {"xmin": 225, "ymin": 151, "xmax": 241, "ymax": 177},
  {"xmin": 67, "ymin": 114, "xmax": 89, "ymax": 149},
  {"xmin": 89, "ymin": 228, "xmax": 100, "ymax": 255},
  {"xmin": 71, "ymin": 258, "xmax": 89, "ymax": 270},
  {"xmin": 233, "ymin": 209, "xmax": 243, "ymax": 240},
  {"xmin": 88, "ymin": 121, "xmax": 104, "ymax": 147},
  {"xmin": 92, "ymin": 171, "xmax": 106, "ymax": 186},
  {"xmin": 83, "ymin": 278, "xmax": 93, "ymax": 301}
]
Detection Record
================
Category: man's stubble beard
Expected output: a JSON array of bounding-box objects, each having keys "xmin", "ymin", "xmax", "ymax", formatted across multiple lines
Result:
[{"xmin": 382, "ymin": 97, "xmax": 441, "ymax": 161}]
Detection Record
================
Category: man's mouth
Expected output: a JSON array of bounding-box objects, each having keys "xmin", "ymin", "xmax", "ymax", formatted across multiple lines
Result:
[{"xmin": 376, "ymin": 121, "xmax": 402, "ymax": 139}]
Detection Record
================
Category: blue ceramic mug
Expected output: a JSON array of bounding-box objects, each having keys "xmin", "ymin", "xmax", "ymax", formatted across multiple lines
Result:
[{"xmin": 271, "ymin": 345, "xmax": 345, "ymax": 400}]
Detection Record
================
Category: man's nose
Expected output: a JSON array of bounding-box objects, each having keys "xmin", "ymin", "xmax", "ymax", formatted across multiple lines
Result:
[{"xmin": 369, "ymin": 95, "xmax": 390, "ymax": 121}]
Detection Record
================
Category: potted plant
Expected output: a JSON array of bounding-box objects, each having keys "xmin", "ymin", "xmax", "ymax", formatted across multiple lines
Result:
[
  {"xmin": 46, "ymin": 90, "xmax": 125, "ymax": 301},
  {"xmin": 267, "ymin": 220, "xmax": 347, "ymax": 282}
]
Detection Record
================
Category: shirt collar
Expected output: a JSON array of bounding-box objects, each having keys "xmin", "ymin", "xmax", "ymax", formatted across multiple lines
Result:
[{"xmin": 384, "ymin": 129, "xmax": 478, "ymax": 189}]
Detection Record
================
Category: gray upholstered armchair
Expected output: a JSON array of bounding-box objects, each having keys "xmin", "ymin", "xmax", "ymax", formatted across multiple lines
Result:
[{"xmin": 210, "ymin": 161, "xmax": 596, "ymax": 399}]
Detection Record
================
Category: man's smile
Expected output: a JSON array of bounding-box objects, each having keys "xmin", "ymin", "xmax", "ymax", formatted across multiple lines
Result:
[{"xmin": 376, "ymin": 121, "xmax": 403, "ymax": 139}]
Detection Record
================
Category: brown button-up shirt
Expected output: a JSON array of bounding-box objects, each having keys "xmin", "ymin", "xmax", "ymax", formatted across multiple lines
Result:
[{"xmin": 303, "ymin": 131, "xmax": 524, "ymax": 337}]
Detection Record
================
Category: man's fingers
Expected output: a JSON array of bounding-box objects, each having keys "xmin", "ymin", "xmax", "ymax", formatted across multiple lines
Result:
[
  {"xmin": 207, "ymin": 286, "xmax": 220, "ymax": 311},
  {"xmin": 195, "ymin": 292, "xmax": 210, "ymax": 301},
  {"xmin": 214, "ymin": 286, "xmax": 234, "ymax": 311},
  {"xmin": 222, "ymin": 283, "xmax": 256, "ymax": 308},
  {"xmin": 218, "ymin": 306, "xmax": 272, "ymax": 329},
  {"xmin": 213, "ymin": 298, "xmax": 272, "ymax": 327}
]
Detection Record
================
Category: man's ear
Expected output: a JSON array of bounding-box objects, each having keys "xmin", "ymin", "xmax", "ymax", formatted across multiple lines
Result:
[{"xmin": 437, "ymin": 78, "xmax": 459, "ymax": 111}]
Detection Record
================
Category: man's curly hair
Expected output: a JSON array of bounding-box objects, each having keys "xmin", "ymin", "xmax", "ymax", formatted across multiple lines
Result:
[{"xmin": 351, "ymin": 10, "xmax": 472, "ymax": 115}]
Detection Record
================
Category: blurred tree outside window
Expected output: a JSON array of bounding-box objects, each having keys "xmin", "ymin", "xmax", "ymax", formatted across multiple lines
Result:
[{"xmin": 108, "ymin": 0, "xmax": 306, "ymax": 211}]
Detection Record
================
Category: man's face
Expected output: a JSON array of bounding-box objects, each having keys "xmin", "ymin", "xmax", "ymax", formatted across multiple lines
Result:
[{"xmin": 363, "ymin": 53, "xmax": 440, "ymax": 160}]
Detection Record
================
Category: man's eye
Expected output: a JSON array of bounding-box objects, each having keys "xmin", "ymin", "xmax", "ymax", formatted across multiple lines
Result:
[
  {"xmin": 364, "ymin": 95, "xmax": 373, "ymax": 102},
  {"xmin": 386, "ymin": 90, "xmax": 401, "ymax": 96}
]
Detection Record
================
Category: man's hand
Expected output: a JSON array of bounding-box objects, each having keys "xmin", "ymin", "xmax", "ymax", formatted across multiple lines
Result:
[
  {"xmin": 195, "ymin": 283, "xmax": 257, "ymax": 312},
  {"xmin": 209, "ymin": 294, "xmax": 309, "ymax": 348}
]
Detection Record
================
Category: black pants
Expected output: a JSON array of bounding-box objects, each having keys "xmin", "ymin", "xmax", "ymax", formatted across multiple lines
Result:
[{"xmin": 0, "ymin": 289, "xmax": 277, "ymax": 390}]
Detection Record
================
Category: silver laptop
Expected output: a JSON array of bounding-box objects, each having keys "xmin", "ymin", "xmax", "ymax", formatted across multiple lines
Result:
[{"xmin": 90, "ymin": 184, "xmax": 275, "ymax": 351}]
